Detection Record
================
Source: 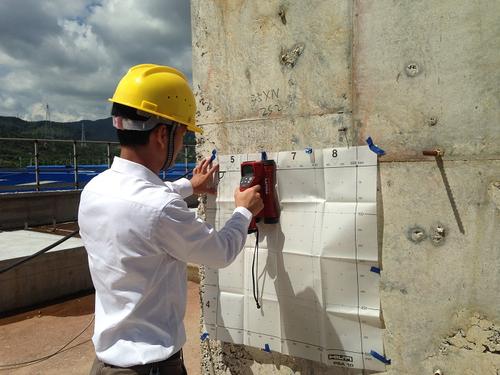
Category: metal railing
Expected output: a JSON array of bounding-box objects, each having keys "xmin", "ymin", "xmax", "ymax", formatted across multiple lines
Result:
[{"xmin": 0, "ymin": 137, "xmax": 196, "ymax": 193}]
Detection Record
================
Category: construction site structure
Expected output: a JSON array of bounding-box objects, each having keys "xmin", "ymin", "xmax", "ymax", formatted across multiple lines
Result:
[{"xmin": 192, "ymin": 1, "xmax": 500, "ymax": 374}]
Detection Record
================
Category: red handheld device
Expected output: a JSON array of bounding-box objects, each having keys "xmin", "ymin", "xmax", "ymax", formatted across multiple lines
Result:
[{"xmin": 239, "ymin": 159, "xmax": 280, "ymax": 233}]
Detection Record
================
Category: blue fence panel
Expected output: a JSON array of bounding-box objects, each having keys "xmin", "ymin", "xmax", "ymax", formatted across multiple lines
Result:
[{"xmin": 0, "ymin": 162, "xmax": 196, "ymax": 193}]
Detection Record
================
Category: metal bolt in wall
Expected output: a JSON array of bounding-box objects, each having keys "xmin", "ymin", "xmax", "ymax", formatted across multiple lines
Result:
[
  {"xmin": 405, "ymin": 62, "xmax": 420, "ymax": 77},
  {"xmin": 422, "ymin": 149, "xmax": 444, "ymax": 157}
]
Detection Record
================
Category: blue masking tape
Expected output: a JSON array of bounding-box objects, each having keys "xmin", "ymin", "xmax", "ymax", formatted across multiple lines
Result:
[
  {"xmin": 370, "ymin": 350, "xmax": 391, "ymax": 365},
  {"xmin": 370, "ymin": 266, "xmax": 381, "ymax": 274},
  {"xmin": 210, "ymin": 149, "xmax": 217, "ymax": 162},
  {"xmin": 200, "ymin": 332, "xmax": 209, "ymax": 341},
  {"xmin": 305, "ymin": 147, "xmax": 313, "ymax": 154},
  {"xmin": 261, "ymin": 151, "xmax": 268, "ymax": 161},
  {"xmin": 263, "ymin": 344, "xmax": 271, "ymax": 352},
  {"xmin": 366, "ymin": 137, "xmax": 386, "ymax": 156}
]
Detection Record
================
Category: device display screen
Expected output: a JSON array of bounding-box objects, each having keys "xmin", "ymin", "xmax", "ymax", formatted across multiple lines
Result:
[{"xmin": 242, "ymin": 165, "xmax": 254, "ymax": 176}]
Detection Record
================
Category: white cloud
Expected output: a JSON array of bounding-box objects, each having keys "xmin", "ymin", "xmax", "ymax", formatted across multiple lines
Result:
[{"xmin": 0, "ymin": 0, "xmax": 192, "ymax": 122}]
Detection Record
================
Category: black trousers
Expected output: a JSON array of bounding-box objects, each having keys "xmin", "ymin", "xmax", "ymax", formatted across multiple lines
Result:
[{"xmin": 90, "ymin": 351, "xmax": 187, "ymax": 375}]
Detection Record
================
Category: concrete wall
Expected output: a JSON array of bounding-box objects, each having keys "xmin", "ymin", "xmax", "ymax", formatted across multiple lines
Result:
[
  {"xmin": 0, "ymin": 246, "xmax": 92, "ymax": 315},
  {"xmin": 192, "ymin": 0, "xmax": 500, "ymax": 374},
  {"xmin": 0, "ymin": 191, "xmax": 81, "ymax": 230},
  {"xmin": 0, "ymin": 191, "xmax": 199, "ymax": 231}
]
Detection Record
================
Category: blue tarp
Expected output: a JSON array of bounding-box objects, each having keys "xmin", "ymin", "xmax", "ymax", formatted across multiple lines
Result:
[{"xmin": 0, "ymin": 163, "xmax": 195, "ymax": 193}]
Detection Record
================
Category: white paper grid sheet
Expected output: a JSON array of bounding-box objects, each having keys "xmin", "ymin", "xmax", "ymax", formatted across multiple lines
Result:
[{"xmin": 203, "ymin": 146, "xmax": 385, "ymax": 371}]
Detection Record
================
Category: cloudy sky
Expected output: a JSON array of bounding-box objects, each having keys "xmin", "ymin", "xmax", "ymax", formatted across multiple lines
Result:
[{"xmin": 0, "ymin": 0, "xmax": 192, "ymax": 122}]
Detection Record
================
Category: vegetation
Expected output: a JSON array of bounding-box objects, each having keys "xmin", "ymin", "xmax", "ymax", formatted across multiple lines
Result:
[{"xmin": 0, "ymin": 116, "xmax": 196, "ymax": 168}]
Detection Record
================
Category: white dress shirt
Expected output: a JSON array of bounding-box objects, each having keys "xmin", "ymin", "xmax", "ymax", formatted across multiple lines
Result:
[{"xmin": 78, "ymin": 157, "xmax": 251, "ymax": 367}]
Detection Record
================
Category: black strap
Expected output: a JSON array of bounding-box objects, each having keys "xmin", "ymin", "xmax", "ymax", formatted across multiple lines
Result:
[
  {"xmin": 252, "ymin": 229, "xmax": 261, "ymax": 309},
  {"xmin": 161, "ymin": 123, "xmax": 178, "ymax": 171}
]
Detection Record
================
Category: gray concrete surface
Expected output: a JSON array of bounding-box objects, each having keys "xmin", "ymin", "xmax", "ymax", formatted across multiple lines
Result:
[
  {"xmin": 0, "ymin": 190, "xmax": 199, "ymax": 231},
  {"xmin": 0, "ymin": 191, "xmax": 81, "ymax": 230},
  {"xmin": 0, "ymin": 230, "xmax": 92, "ymax": 314},
  {"xmin": 191, "ymin": 0, "xmax": 500, "ymax": 374}
]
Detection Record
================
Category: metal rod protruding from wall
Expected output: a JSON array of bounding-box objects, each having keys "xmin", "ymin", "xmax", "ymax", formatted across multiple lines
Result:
[{"xmin": 422, "ymin": 149, "xmax": 444, "ymax": 157}]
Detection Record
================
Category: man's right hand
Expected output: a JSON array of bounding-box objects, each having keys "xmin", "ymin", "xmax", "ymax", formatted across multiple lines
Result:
[{"xmin": 234, "ymin": 185, "xmax": 264, "ymax": 217}]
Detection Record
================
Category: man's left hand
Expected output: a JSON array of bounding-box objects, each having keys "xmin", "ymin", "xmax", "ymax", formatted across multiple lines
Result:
[{"xmin": 190, "ymin": 157, "xmax": 219, "ymax": 195}]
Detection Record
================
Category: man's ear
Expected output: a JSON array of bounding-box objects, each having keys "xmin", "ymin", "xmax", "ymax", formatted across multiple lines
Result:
[{"xmin": 151, "ymin": 125, "xmax": 167, "ymax": 149}]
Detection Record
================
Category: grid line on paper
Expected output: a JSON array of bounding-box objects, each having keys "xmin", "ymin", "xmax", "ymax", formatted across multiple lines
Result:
[
  {"xmin": 244, "ymin": 329, "xmax": 364, "ymax": 355},
  {"xmin": 219, "ymin": 165, "xmax": 376, "ymax": 174},
  {"xmin": 354, "ymin": 146, "xmax": 366, "ymax": 369}
]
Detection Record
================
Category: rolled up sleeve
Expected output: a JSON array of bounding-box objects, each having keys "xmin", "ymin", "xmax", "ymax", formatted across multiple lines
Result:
[
  {"xmin": 164, "ymin": 178, "xmax": 193, "ymax": 199},
  {"xmin": 155, "ymin": 198, "xmax": 252, "ymax": 268}
]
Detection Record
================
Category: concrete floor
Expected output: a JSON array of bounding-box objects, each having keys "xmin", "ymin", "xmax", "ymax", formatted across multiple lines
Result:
[
  {"xmin": 0, "ymin": 281, "xmax": 201, "ymax": 375},
  {"xmin": 0, "ymin": 229, "xmax": 83, "ymax": 260}
]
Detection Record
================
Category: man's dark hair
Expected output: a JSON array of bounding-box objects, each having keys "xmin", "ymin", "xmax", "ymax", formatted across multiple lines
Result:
[{"xmin": 112, "ymin": 103, "xmax": 156, "ymax": 146}]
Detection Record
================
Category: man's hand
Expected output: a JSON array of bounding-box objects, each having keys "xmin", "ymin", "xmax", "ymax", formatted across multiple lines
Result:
[
  {"xmin": 190, "ymin": 157, "xmax": 219, "ymax": 195},
  {"xmin": 234, "ymin": 185, "xmax": 264, "ymax": 217}
]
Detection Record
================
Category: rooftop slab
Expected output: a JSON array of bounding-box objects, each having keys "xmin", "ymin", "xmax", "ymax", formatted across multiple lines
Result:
[
  {"xmin": 0, "ymin": 230, "xmax": 83, "ymax": 261},
  {"xmin": 0, "ymin": 230, "xmax": 91, "ymax": 315},
  {"xmin": 0, "ymin": 281, "xmax": 202, "ymax": 375}
]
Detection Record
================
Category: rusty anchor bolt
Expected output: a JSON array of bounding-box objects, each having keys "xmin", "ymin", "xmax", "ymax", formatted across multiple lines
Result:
[{"xmin": 422, "ymin": 149, "xmax": 444, "ymax": 157}]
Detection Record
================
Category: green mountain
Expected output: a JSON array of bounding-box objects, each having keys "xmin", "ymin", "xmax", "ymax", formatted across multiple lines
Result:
[
  {"xmin": 0, "ymin": 116, "xmax": 117, "ymax": 141},
  {"xmin": 0, "ymin": 116, "xmax": 196, "ymax": 168}
]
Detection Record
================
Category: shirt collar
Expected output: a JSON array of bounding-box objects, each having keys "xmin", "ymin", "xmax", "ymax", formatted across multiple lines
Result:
[{"xmin": 111, "ymin": 157, "xmax": 164, "ymax": 186}]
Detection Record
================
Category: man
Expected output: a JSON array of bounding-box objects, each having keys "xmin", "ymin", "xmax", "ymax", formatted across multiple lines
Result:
[{"xmin": 78, "ymin": 64, "xmax": 263, "ymax": 375}]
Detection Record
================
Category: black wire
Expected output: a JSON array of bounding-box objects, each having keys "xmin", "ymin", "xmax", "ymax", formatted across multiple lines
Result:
[
  {"xmin": 174, "ymin": 168, "xmax": 194, "ymax": 180},
  {"xmin": 251, "ymin": 229, "xmax": 261, "ymax": 309},
  {"xmin": 0, "ymin": 229, "xmax": 80, "ymax": 274},
  {"xmin": 0, "ymin": 315, "xmax": 94, "ymax": 369}
]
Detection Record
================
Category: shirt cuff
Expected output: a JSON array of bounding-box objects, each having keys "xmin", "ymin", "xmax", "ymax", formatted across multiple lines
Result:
[
  {"xmin": 170, "ymin": 178, "xmax": 194, "ymax": 199},
  {"xmin": 233, "ymin": 207, "xmax": 253, "ymax": 222}
]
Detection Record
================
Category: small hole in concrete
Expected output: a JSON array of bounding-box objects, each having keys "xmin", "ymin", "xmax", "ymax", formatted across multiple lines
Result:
[
  {"xmin": 428, "ymin": 117, "xmax": 438, "ymax": 126},
  {"xmin": 430, "ymin": 224, "xmax": 447, "ymax": 246},
  {"xmin": 407, "ymin": 226, "xmax": 427, "ymax": 243}
]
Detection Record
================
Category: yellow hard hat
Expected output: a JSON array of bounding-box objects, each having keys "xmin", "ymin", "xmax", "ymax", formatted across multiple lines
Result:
[{"xmin": 109, "ymin": 64, "xmax": 202, "ymax": 133}]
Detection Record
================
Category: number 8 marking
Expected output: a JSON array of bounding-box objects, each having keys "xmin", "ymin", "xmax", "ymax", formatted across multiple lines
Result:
[{"xmin": 332, "ymin": 149, "xmax": 338, "ymax": 158}]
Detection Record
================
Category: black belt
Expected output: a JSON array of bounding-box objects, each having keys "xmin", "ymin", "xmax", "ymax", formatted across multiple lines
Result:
[{"xmin": 104, "ymin": 349, "xmax": 182, "ymax": 369}]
